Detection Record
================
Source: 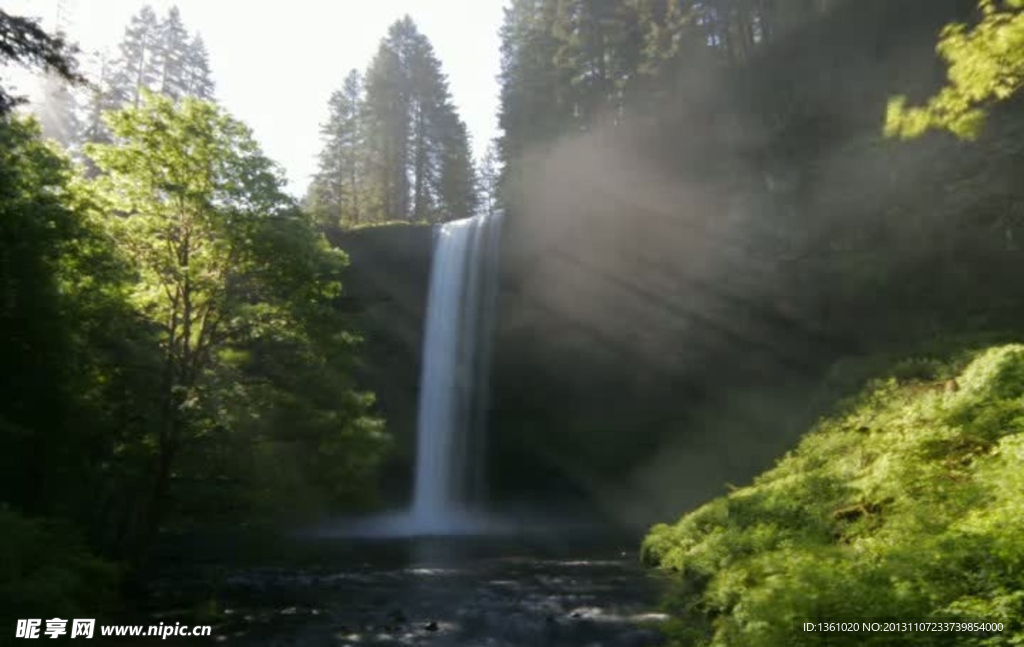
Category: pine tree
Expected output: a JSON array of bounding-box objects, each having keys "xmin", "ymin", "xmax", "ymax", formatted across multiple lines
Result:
[
  {"xmin": 311, "ymin": 69, "xmax": 364, "ymax": 226},
  {"xmin": 82, "ymin": 7, "xmax": 214, "ymax": 146},
  {"xmin": 498, "ymin": 0, "xmax": 567, "ymax": 164},
  {"xmin": 0, "ymin": 8, "xmax": 84, "ymax": 114},
  {"xmin": 154, "ymin": 6, "xmax": 190, "ymax": 99},
  {"xmin": 408, "ymin": 32, "xmax": 443, "ymax": 221},
  {"xmin": 182, "ymin": 34, "xmax": 214, "ymax": 100},
  {"xmin": 80, "ymin": 50, "xmax": 120, "ymax": 146},
  {"xmin": 550, "ymin": 0, "xmax": 643, "ymax": 128},
  {"xmin": 477, "ymin": 143, "xmax": 502, "ymax": 218},
  {"xmin": 436, "ymin": 110, "xmax": 478, "ymax": 220},
  {"xmin": 108, "ymin": 5, "xmax": 161, "ymax": 109},
  {"xmin": 314, "ymin": 16, "xmax": 475, "ymax": 224},
  {"xmin": 364, "ymin": 39, "xmax": 405, "ymax": 220}
]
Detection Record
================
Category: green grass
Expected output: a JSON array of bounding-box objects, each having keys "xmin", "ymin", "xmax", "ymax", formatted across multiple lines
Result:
[{"xmin": 642, "ymin": 344, "xmax": 1024, "ymax": 646}]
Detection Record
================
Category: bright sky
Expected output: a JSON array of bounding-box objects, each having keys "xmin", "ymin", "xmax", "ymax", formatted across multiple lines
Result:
[{"xmin": 1, "ymin": 0, "xmax": 505, "ymax": 195}]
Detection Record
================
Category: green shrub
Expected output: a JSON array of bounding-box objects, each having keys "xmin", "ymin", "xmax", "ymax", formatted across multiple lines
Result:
[
  {"xmin": 0, "ymin": 508, "xmax": 119, "ymax": 628},
  {"xmin": 643, "ymin": 344, "xmax": 1024, "ymax": 646}
]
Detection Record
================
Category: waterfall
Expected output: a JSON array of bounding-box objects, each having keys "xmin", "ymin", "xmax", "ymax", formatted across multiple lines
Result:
[
  {"xmin": 306, "ymin": 211, "xmax": 502, "ymax": 538},
  {"xmin": 409, "ymin": 211, "xmax": 501, "ymax": 533}
]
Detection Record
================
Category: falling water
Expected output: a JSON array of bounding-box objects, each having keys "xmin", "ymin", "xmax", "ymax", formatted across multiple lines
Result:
[
  {"xmin": 409, "ymin": 211, "xmax": 502, "ymax": 533},
  {"xmin": 304, "ymin": 211, "xmax": 502, "ymax": 538}
]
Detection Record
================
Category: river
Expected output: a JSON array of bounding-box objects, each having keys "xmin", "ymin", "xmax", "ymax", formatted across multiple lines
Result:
[{"xmin": 142, "ymin": 533, "xmax": 667, "ymax": 646}]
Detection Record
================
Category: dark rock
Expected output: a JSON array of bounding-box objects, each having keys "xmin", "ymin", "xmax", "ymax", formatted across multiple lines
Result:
[{"xmin": 424, "ymin": 621, "xmax": 439, "ymax": 632}]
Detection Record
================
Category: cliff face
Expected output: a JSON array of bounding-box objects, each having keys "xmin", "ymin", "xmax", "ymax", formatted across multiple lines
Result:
[
  {"xmin": 329, "ymin": 224, "xmax": 434, "ymax": 503},
  {"xmin": 486, "ymin": 144, "xmax": 838, "ymax": 527},
  {"xmin": 331, "ymin": 216, "xmax": 831, "ymax": 525}
]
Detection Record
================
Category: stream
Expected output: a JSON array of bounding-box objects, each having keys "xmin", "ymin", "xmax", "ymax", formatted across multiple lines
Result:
[{"xmin": 144, "ymin": 533, "xmax": 668, "ymax": 646}]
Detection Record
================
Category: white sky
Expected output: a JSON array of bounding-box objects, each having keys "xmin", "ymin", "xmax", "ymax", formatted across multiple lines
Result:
[{"xmin": 1, "ymin": 0, "xmax": 505, "ymax": 195}]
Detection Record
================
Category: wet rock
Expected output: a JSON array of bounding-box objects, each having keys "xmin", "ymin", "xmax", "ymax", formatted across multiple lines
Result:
[{"xmin": 424, "ymin": 621, "xmax": 439, "ymax": 632}]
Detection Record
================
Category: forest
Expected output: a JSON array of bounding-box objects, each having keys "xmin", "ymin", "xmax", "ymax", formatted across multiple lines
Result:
[{"xmin": 2, "ymin": 0, "xmax": 1024, "ymax": 645}]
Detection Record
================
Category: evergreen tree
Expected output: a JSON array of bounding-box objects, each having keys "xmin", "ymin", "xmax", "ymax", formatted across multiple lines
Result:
[
  {"xmin": 85, "ymin": 5, "xmax": 212, "ymax": 147},
  {"xmin": 323, "ymin": 16, "xmax": 475, "ymax": 224},
  {"xmin": 154, "ymin": 6, "xmax": 190, "ymax": 99},
  {"xmin": 498, "ymin": 0, "xmax": 567, "ymax": 164},
  {"xmin": 311, "ymin": 69, "xmax": 365, "ymax": 226},
  {"xmin": 107, "ymin": 5, "xmax": 161, "ymax": 109},
  {"xmin": 477, "ymin": 142, "xmax": 502, "ymax": 218},
  {"xmin": 182, "ymin": 34, "xmax": 215, "ymax": 100},
  {"xmin": 363, "ymin": 19, "xmax": 414, "ymax": 221},
  {"xmin": 80, "ymin": 51, "xmax": 118, "ymax": 146},
  {"xmin": 552, "ymin": 0, "xmax": 642, "ymax": 128},
  {"xmin": 436, "ymin": 110, "xmax": 478, "ymax": 220},
  {"xmin": 0, "ymin": 8, "xmax": 83, "ymax": 114},
  {"xmin": 408, "ymin": 32, "xmax": 443, "ymax": 221}
]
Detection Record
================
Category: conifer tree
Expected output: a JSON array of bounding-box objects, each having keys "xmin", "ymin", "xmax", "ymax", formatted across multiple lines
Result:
[
  {"xmin": 108, "ymin": 5, "xmax": 161, "ymax": 109},
  {"xmin": 498, "ymin": 0, "xmax": 567, "ymax": 164},
  {"xmin": 477, "ymin": 143, "xmax": 501, "ymax": 218},
  {"xmin": 0, "ymin": 8, "xmax": 84, "ymax": 114},
  {"xmin": 310, "ymin": 69, "xmax": 365, "ymax": 226},
  {"xmin": 81, "ymin": 7, "xmax": 215, "ymax": 146},
  {"xmin": 182, "ymin": 34, "xmax": 214, "ymax": 100},
  {"xmin": 363, "ymin": 20, "xmax": 413, "ymax": 221},
  {"xmin": 320, "ymin": 16, "xmax": 476, "ymax": 224},
  {"xmin": 154, "ymin": 6, "xmax": 190, "ymax": 99}
]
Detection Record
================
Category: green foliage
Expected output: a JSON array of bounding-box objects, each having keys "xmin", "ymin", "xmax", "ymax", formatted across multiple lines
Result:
[
  {"xmin": 643, "ymin": 344, "xmax": 1024, "ymax": 646},
  {"xmin": 1, "ymin": 90, "xmax": 390, "ymax": 576},
  {"xmin": 0, "ymin": 507, "xmax": 118, "ymax": 626},
  {"xmin": 83, "ymin": 93, "xmax": 390, "ymax": 529},
  {"xmin": 497, "ymin": 0, "xmax": 826, "ymax": 164},
  {"xmin": 885, "ymin": 0, "xmax": 1024, "ymax": 140},
  {"xmin": 0, "ymin": 8, "xmax": 84, "ymax": 114},
  {"xmin": 0, "ymin": 115, "xmax": 154, "ymax": 543}
]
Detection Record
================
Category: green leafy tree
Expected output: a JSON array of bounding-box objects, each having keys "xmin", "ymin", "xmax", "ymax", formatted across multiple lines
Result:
[
  {"xmin": 0, "ymin": 114, "xmax": 156, "ymax": 559},
  {"xmin": 86, "ymin": 93, "xmax": 387, "ymax": 540},
  {"xmin": 885, "ymin": 0, "xmax": 1024, "ymax": 140}
]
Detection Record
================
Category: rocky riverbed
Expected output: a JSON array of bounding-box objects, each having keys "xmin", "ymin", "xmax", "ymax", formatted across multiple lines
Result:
[{"xmin": 143, "ymin": 535, "xmax": 668, "ymax": 647}]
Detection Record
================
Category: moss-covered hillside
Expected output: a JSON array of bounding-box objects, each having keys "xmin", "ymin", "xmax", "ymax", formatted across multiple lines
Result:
[{"xmin": 642, "ymin": 344, "xmax": 1024, "ymax": 646}]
